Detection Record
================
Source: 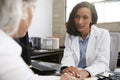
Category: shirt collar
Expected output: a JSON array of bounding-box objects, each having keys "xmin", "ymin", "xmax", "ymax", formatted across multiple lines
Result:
[{"xmin": 79, "ymin": 33, "xmax": 90, "ymax": 42}]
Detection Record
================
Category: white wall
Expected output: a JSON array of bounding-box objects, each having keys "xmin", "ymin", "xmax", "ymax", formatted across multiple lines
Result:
[{"xmin": 28, "ymin": 0, "xmax": 53, "ymax": 38}]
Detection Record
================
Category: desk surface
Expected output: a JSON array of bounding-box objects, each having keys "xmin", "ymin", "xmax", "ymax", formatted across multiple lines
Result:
[{"xmin": 85, "ymin": 77, "xmax": 97, "ymax": 80}]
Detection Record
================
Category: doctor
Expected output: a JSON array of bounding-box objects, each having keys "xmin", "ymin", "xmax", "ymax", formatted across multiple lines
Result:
[{"xmin": 61, "ymin": 1, "xmax": 110, "ymax": 80}]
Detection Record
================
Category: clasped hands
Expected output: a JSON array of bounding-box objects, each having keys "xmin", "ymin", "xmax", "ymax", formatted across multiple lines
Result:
[{"xmin": 60, "ymin": 66, "xmax": 90, "ymax": 80}]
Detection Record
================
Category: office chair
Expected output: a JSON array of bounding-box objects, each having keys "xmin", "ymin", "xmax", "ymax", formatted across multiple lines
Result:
[{"xmin": 109, "ymin": 32, "xmax": 120, "ymax": 71}]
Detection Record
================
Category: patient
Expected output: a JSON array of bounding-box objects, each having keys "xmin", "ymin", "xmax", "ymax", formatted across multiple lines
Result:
[{"xmin": 0, "ymin": 0, "xmax": 76, "ymax": 80}]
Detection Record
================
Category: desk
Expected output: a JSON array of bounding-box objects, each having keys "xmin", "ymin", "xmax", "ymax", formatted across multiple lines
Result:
[
  {"xmin": 30, "ymin": 49, "xmax": 63, "ymax": 63},
  {"xmin": 86, "ymin": 71, "xmax": 120, "ymax": 80},
  {"xmin": 85, "ymin": 77, "xmax": 97, "ymax": 80}
]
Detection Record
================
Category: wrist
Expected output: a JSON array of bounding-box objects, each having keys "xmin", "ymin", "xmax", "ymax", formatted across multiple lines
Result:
[
  {"xmin": 79, "ymin": 69, "xmax": 90, "ymax": 78},
  {"xmin": 60, "ymin": 66, "xmax": 68, "ymax": 74},
  {"xmin": 83, "ymin": 70, "xmax": 91, "ymax": 77}
]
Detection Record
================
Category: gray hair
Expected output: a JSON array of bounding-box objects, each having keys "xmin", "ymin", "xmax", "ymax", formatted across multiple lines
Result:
[
  {"xmin": 0, "ymin": 0, "xmax": 22, "ymax": 36},
  {"xmin": 0, "ymin": 0, "xmax": 37, "ymax": 36}
]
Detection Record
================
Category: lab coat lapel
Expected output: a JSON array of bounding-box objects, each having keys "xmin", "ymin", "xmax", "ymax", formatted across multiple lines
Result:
[
  {"xmin": 71, "ymin": 36, "xmax": 80, "ymax": 65},
  {"xmin": 86, "ymin": 25, "xmax": 97, "ymax": 66}
]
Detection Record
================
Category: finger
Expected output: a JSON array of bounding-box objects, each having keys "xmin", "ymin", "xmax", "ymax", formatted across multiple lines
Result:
[
  {"xmin": 62, "ymin": 73, "xmax": 75, "ymax": 80},
  {"xmin": 62, "ymin": 68, "xmax": 70, "ymax": 73},
  {"xmin": 71, "ymin": 77, "xmax": 79, "ymax": 80},
  {"xmin": 61, "ymin": 73, "xmax": 70, "ymax": 80},
  {"xmin": 67, "ymin": 72, "xmax": 73, "ymax": 76},
  {"xmin": 63, "ymin": 72, "xmax": 81, "ymax": 80},
  {"xmin": 60, "ymin": 75, "xmax": 67, "ymax": 80},
  {"xmin": 67, "ymin": 67, "xmax": 80, "ymax": 78},
  {"xmin": 62, "ymin": 67, "xmax": 76, "ymax": 76},
  {"xmin": 69, "ymin": 66, "xmax": 78, "ymax": 73},
  {"xmin": 63, "ymin": 66, "xmax": 81, "ymax": 78},
  {"xmin": 71, "ymin": 69, "xmax": 80, "ymax": 77}
]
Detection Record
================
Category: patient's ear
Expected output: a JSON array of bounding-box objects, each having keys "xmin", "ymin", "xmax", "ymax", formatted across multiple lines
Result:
[
  {"xmin": 21, "ymin": 2, "xmax": 33, "ymax": 27},
  {"xmin": 20, "ymin": 6, "xmax": 33, "ymax": 37},
  {"xmin": 13, "ymin": 3, "xmax": 33, "ymax": 38}
]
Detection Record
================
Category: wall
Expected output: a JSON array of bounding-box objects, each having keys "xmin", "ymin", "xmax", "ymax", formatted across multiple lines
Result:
[
  {"xmin": 53, "ymin": 0, "xmax": 66, "ymax": 46},
  {"xmin": 28, "ymin": 0, "xmax": 66, "ymax": 47},
  {"xmin": 28, "ymin": 0, "xmax": 53, "ymax": 38},
  {"xmin": 95, "ymin": 22, "xmax": 120, "ymax": 32}
]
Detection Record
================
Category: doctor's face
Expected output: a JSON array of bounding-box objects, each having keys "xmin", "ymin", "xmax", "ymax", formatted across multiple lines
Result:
[{"xmin": 74, "ymin": 7, "xmax": 92, "ymax": 34}]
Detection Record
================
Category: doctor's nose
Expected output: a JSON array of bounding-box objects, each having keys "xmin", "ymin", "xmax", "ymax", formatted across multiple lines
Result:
[{"xmin": 77, "ymin": 18, "xmax": 84, "ymax": 24}]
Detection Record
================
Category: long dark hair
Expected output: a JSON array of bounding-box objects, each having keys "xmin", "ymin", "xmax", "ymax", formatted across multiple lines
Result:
[{"xmin": 66, "ymin": 1, "xmax": 98, "ymax": 36}]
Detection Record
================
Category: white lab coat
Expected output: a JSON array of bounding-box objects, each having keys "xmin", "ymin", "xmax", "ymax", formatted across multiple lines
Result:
[
  {"xmin": 61, "ymin": 25, "xmax": 110, "ymax": 76},
  {"xmin": 0, "ymin": 29, "xmax": 60, "ymax": 80}
]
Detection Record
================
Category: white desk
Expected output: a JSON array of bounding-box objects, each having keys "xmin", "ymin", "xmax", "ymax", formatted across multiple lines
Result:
[{"xmin": 85, "ymin": 77, "xmax": 97, "ymax": 80}]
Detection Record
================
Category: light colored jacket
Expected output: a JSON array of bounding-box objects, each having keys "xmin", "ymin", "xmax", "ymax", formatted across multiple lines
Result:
[
  {"xmin": 0, "ymin": 29, "xmax": 60, "ymax": 80},
  {"xmin": 61, "ymin": 25, "xmax": 110, "ymax": 76}
]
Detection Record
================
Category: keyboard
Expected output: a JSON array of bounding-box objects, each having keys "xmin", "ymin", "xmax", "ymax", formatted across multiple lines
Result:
[{"xmin": 31, "ymin": 60, "xmax": 56, "ymax": 72}]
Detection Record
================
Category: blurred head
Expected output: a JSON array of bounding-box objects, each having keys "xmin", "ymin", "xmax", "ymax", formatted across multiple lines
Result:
[
  {"xmin": 0, "ymin": 0, "xmax": 37, "ymax": 38},
  {"xmin": 0, "ymin": 0, "xmax": 22, "ymax": 36},
  {"xmin": 13, "ymin": 0, "xmax": 33, "ymax": 38},
  {"xmin": 66, "ymin": 1, "xmax": 98, "ymax": 36}
]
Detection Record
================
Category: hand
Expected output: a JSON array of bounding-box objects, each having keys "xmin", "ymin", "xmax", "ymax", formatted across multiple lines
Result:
[
  {"xmin": 77, "ymin": 69, "xmax": 90, "ymax": 80},
  {"xmin": 62, "ymin": 66, "xmax": 90, "ymax": 80},
  {"xmin": 62, "ymin": 66, "xmax": 81, "ymax": 78},
  {"xmin": 60, "ymin": 73, "xmax": 79, "ymax": 80}
]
